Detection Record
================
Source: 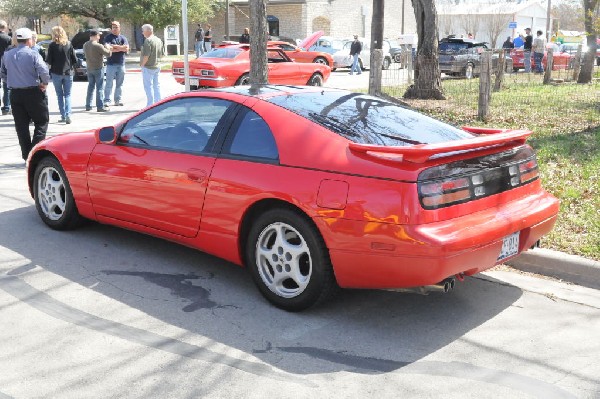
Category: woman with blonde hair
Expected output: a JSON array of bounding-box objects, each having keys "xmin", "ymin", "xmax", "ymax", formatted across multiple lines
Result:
[{"xmin": 46, "ymin": 26, "xmax": 77, "ymax": 123}]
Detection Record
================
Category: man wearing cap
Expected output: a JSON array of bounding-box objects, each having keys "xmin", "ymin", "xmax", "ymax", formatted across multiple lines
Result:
[
  {"xmin": 83, "ymin": 30, "xmax": 111, "ymax": 112},
  {"xmin": 0, "ymin": 27, "xmax": 50, "ymax": 161},
  {"xmin": 103, "ymin": 21, "xmax": 129, "ymax": 109},
  {"xmin": 0, "ymin": 20, "xmax": 12, "ymax": 115},
  {"xmin": 523, "ymin": 28, "xmax": 533, "ymax": 73}
]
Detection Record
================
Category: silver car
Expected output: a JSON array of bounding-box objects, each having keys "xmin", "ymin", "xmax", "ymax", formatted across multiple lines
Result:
[{"xmin": 332, "ymin": 38, "xmax": 393, "ymax": 71}]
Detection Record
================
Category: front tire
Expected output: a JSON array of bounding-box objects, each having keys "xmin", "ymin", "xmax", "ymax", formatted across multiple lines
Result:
[
  {"xmin": 307, "ymin": 73, "xmax": 323, "ymax": 86},
  {"xmin": 33, "ymin": 157, "xmax": 84, "ymax": 230},
  {"xmin": 246, "ymin": 208, "xmax": 338, "ymax": 311}
]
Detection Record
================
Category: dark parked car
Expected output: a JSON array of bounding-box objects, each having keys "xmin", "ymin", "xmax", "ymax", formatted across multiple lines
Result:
[
  {"xmin": 438, "ymin": 37, "xmax": 513, "ymax": 78},
  {"xmin": 73, "ymin": 49, "xmax": 88, "ymax": 81},
  {"xmin": 71, "ymin": 29, "xmax": 110, "ymax": 49}
]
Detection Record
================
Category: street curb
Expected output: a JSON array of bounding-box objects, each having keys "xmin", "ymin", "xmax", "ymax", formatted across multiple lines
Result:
[{"xmin": 506, "ymin": 248, "xmax": 600, "ymax": 289}]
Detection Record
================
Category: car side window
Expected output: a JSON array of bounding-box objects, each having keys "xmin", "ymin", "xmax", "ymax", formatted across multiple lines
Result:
[
  {"xmin": 118, "ymin": 97, "xmax": 232, "ymax": 153},
  {"xmin": 225, "ymin": 110, "xmax": 278, "ymax": 160},
  {"xmin": 280, "ymin": 44, "xmax": 296, "ymax": 51}
]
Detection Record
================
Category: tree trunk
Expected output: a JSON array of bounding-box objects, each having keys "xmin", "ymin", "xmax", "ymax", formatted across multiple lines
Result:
[
  {"xmin": 249, "ymin": 0, "xmax": 268, "ymax": 86},
  {"xmin": 403, "ymin": 0, "xmax": 445, "ymax": 100},
  {"xmin": 577, "ymin": 0, "xmax": 598, "ymax": 84},
  {"xmin": 369, "ymin": 0, "xmax": 384, "ymax": 96}
]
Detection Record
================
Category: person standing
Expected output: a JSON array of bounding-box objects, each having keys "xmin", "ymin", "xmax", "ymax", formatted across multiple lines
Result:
[
  {"xmin": 83, "ymin": 30, "xmax": 111, "ymax": 112},
  {"xmin": 349, "ymin": 35, "xmax": 362, "ymax": 75},
  {"xmin": 239, "ymin": 28, "xmax": 250, "ymax": 44},
  {"xmin": 103, "ymin": 21, "xmax": 129, "ymax": 109},
  {"xmin": 31, "ymin": 31, "xmax": 46, "ymax": 60},
  {"xmin": 0, "ymin": 28, "xmax": 50, "ymax": 161},
  {"xmin": 0, "ymin": 20, "xmax": 12, "ymax": 115},
  {"xmin": 46, "ymin": 26, "xmax": 78, "ymax": 124},
  {"xmin": 194, "ymin": 24, "xmax": 204, "ymax": 58},
  {"xmin": 513, "ymin": 34, "xmax": 524, "ymax": 49},
  {"xmin": 532, "ymin": 30, "xmax": 546, "ymax": 74},
  {"xmin": 140, "ymin": 24, "xmax": 163, "ymax": 107},
  {"xmin": 502, "ymin": 36, "xmax": 514, "ymax": 49},
  {"xmin": 523, "ymin": 27, "xmax": 533, "ymax": 72},
  {"xmin": 203, "ymin": 24, "xmax": 212, "ymax": 53}
]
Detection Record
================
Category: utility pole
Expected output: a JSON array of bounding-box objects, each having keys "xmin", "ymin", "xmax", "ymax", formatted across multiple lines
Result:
[
  {"xmin": 546, "ymin": 0, "xmax": 551, "ymax": 41},
  {"xmin": 224, "ymin": 0, "xmax": 230, "ymax": 40}
]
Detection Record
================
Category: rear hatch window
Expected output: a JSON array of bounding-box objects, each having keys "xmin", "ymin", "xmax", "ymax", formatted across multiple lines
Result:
[{"xmin": 265, "ymin": 91, "xmax": 473, "ymax": 146}]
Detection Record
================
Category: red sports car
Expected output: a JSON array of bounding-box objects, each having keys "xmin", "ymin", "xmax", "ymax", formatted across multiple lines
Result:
[
  {"xmin": 172, "ymin": 45, "xmax": 330, "ymax": 89},
  {"xmin": 27, "ymin": 86, "xmax": 559, "ymax": 311},
  {"xmin": 509, "ymin": 47, "xmax": 573, "ymax": 71}
]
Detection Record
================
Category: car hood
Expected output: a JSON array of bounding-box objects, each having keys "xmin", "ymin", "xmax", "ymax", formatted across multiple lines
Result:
[{"xmin": 298, "ymin": 31, "xmax": 324, "ymax": 50}]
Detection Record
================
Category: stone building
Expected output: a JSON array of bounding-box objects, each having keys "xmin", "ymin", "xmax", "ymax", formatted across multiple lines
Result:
[{"xmin": 196, "ymin": 0, "xmax": 416, "ymax": 46}]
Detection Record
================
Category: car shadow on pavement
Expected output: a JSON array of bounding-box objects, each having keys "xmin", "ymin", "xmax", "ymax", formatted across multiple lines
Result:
[{"xmin": 0, "ymin": 206, "xmax": 523, "ymax": 378}]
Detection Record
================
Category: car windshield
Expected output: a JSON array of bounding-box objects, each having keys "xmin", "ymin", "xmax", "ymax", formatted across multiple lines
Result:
[
  {"xmin": 439, "ymin": 42, "xmax": 469, "ymax": 53},
  {"xmin": 331, "ymin": 40, "xmax": 345, "ymax": 50},
  {"xmin": 201, "ymin": 48, "xmax": 243, "ymax": 59},
  {"xmin": 266, "ymin": 91, "xmax": 473, "ymax": 146}
]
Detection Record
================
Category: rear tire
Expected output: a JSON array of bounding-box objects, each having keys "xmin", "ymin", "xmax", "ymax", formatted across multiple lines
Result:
[
  {"xmin": 235, "ymin": 73, "xmax": 250, "ymax": 86},
  {"xmin": 33, "ymin": 156, "xmax": 85, "ymax": 230},
  {"xmin": 382, "ymin": 57, "xmax": 391, "ymax": 70},
  {"xmin": 246, "ymin": 208, "xmax": 338, "ymax": 311},
  {"xmin": 464, "ymin": 63, "xmax": 474, "ymax": 79},
  {"xmin": 313, "ymin": 56, "xmax": 328, "ymax": 66},
  {"xmin": 307, "ymin": 73, "xmax": 323, "ymax": 86}
]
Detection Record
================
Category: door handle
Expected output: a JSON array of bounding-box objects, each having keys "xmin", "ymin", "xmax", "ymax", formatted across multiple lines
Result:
[{"xmin": 187, "ymin": 168, "xmax": 207, "ymax": 182}]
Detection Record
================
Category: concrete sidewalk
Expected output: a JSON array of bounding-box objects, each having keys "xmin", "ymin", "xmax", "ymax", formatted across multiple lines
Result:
[{"xmin": 506, "ymin": 248, "xmax": 600, "ymax": 290}]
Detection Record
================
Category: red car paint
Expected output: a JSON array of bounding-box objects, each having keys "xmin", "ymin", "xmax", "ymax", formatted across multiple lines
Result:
[
  {"xmin": 172, "ymin": 45, "xmax": 330, "ymax": 88},
  {"xmin": 27, "ymin": 86, "xmax": 559, "ymax": 308}
]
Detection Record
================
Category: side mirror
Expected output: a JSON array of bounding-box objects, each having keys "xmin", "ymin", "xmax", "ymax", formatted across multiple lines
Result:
[{"xmin": 96, "ymin": 126, "xmax": 117, "ymax": 144}]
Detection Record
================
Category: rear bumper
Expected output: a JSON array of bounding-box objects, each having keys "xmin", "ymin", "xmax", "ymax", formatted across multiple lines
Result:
[
  {"xmin": 320, "ymin": 191, "xmax": 559, "ymax": 289},
  {"xmin": 173, "ymin": 75, "xmax": 229, "ymax": 87}
]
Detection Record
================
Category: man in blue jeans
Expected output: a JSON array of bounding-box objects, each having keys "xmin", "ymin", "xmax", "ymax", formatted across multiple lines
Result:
[
  {"xmin": 140, "ymin": 24, "xmax": 163, "ymax": 107},
  {"xmin": 103, "ymin": 21, "xmax": 129, "ymax": 109},
  {"xmin": 83, "ymin": 30, "xmax": 111, "ymax": 112},
  {"xmin": 349, "ymin": 35, "xmax": 362, "ymax": 75},
  {"xmin": 0, "ymin": 20, "xmax": 12, "ymax": 115}
]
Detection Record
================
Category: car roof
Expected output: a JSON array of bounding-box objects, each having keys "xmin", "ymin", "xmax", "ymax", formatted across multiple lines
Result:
[{"xmin": 200, "ymin": 85, "xmax": 346, "ymax": 99}]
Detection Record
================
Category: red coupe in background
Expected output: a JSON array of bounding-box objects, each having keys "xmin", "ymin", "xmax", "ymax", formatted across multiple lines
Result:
[
  {"xmin": 26, "ymin": 86, "xmax": 559, "ymax": 311},
  {"xmin": 172, "ymin": 45, "xmax": 330, "ymax": 89},
  {"xmin": 267, "ymin": 40, "xmax": 334, "ymax": 68},
  {"xmin": 509, "ymin": 47, "xmax": 573, "ymax": 71}
]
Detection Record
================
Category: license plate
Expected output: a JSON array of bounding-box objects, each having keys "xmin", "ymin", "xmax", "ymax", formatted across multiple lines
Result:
[
  {"xmin": 497, "ymin": 232, "xmax": 520, "ymax": 261},
  {"xmin": 190, "ymin": 78, "xmax": 199, "ymax": 86}
]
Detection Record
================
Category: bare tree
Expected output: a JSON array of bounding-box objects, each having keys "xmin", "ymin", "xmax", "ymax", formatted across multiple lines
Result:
[
  {"xmin": 577, "ymin": 0, "xmax": 599, "ymax": 83},
  {"xmin": 459, "ymin": 12, "xmax": 480, "ymax": 39},
  {"xmin": 403, "ymin": 0, "xmax": 445, "ymax": 99},
  {"xmin": 249, "ymin": 0, "xmax": 268, "ymax": 85},
  {"xmin": 485, "ymin": 7, "xmax": 511, "ymax": 48}
]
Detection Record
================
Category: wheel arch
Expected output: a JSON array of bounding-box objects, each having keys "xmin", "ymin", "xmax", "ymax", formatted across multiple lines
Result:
[
  {"xmin": 28, "ymin": 150, "xmax": 57, "ymax": 198},
  {"xmin": 238, "ymin": 198, "xmax": 328, "ymax": 269}
]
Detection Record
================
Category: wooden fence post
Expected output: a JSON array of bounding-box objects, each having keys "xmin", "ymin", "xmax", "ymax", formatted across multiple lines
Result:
[
  {"xmin": 493, "ymin": 49, "xmax": 505, "ymax": 92},
  {"xmin": 543, "ymin": 49, "xmax": 553, "ymax": 84},
  {"xmin": 478, "ymin": 51, "xmax": 492, "ymax": 121},
  {"xmin": 572, "ymin": 44, "xmax": 582, "ymax": 81}
]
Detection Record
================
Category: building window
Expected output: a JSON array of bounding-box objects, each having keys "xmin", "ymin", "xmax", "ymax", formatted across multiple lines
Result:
[{"xmin": 267, "ymin": 15, "xmax": 279, "ymax": 37}]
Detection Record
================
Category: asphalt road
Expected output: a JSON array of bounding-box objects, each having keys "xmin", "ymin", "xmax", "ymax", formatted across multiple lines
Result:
[{"xmin": 0, "ymin": 71, "xmax": 599, "ymax": 398}]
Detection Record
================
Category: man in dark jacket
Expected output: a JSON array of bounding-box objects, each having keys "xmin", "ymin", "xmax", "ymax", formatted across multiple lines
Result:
[
  {"xmin": 349, "ymin": 35, "xmax": 362, "ymax": 75},
  {"xmin": 0, "ymin": 20, "xmax": 12, "ymax": 115},
  {"xmin": 523, "ymin": 27, "xmax": 533, "ymax": 72}
]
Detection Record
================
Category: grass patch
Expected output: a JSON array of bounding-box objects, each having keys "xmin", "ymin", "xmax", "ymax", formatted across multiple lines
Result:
[{"xmin": 385, "ymin": 77, "xmax": 600, "ymax": 260}]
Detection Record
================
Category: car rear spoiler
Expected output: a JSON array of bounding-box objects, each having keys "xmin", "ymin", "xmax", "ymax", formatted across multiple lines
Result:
[{"xmin": 348, "ymin": 126, "xmax": 533, "ymax": 163}]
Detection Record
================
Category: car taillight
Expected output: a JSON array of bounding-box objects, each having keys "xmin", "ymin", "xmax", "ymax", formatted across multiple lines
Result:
[
  {"xmin": 418, "ymin": 146, "xmax": 539, "ymax": 209},
  {"xmin": 191, "ymin": 69, "xmax": 215, "ymax": 76}
]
